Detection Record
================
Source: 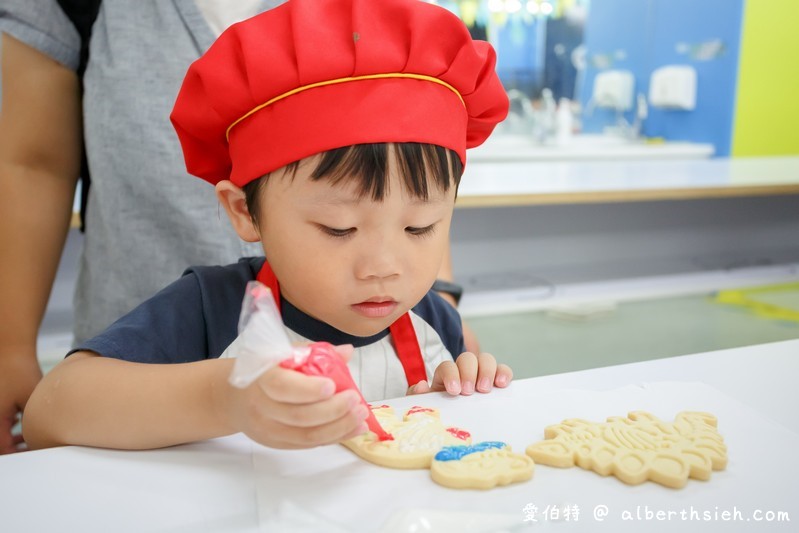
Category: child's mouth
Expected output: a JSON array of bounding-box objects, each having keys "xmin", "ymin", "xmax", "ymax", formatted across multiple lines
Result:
[{"xmin": 351, "ymin": 299, "xmax": 398, "ymax": 318}]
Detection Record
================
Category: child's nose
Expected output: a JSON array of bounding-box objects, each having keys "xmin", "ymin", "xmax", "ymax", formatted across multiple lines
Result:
[{"xmin": 354, "ymin": 239, "xmax": 401, "ymax": 281}]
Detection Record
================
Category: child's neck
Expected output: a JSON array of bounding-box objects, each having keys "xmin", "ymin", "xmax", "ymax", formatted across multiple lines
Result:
[{"xmin": 280, "ymin": 296, "xmax": 391, "ymax": 347}]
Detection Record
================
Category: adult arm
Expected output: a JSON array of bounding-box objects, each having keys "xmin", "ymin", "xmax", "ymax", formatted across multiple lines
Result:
[
  {"xmin": 0, "ymin": 33, "xmax": 82, "ymax": 453},
  {"xmin": 437, "ymin": 243, "xmax": 480, "ymax": 354}
]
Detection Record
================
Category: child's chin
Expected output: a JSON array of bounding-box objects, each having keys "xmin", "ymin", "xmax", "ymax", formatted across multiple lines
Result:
[{"xmin": 337, "ymin": 317, "xmax": 393, "ymax": 338}]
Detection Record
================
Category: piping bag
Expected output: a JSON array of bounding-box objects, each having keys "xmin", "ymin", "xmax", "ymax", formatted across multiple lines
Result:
[{"xmin": 224, "ymin": 281, "xmax": 393, "ymax": 441}]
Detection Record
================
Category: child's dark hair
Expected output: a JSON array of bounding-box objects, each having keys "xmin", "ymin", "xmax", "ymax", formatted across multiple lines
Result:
[{"xmin": 243, "ymin": 143, "xmax": 463, "ymax": 222}]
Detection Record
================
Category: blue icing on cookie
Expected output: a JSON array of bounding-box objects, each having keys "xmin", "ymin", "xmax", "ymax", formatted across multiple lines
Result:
[{"xmin": 434, "ymin": 441, "xmax": 507, "ymax": 461}]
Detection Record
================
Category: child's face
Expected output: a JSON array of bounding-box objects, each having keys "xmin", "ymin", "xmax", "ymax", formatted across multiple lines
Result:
[{"xmin": 255, "ymin": 155, "xmax": 456, "ymax": 337}]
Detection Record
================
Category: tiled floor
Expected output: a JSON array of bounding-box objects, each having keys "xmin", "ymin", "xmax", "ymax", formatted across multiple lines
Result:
[
  {"xmin": 466, "ymin": 291, "xmax": 799, "ymax": 378},
  {"xmin": 38, "ymin": 230, "xmax": 799, "ymax": 378}
]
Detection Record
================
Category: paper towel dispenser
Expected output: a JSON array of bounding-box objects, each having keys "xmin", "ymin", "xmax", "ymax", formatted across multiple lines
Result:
[
  {"xmin": 592, "ymin": 70, "xmax": 635, "ymax": 111},
  {"xmin": 649, "ymin": 65, "xmax": 697, "ymax": 110}
]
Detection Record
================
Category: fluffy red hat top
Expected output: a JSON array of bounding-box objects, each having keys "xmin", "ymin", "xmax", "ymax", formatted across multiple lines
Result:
[{"xmin": 171, "ymin": 0, "xmax": 509, "ymax": 187}]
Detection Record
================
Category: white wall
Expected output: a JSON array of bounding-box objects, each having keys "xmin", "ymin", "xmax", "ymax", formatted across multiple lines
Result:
[{"xmin": 450, "ymin": 195, "xmax": 799, "ymax": 292}]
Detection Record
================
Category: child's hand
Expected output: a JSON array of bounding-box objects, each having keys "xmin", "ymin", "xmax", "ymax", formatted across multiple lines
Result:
[
  {"xmin": 221, "ymin": 347, "xmax": 369, "ymax": 449},
  {"xmin": 408, "ymin": 352, "xmax": 513, "ymax": 396}
]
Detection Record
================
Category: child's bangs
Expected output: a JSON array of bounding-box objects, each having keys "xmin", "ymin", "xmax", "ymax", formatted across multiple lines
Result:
[
  {"xmin": 243, "ymin": 143, "xmax": 463, "ymax": 222},
  {"xmin": 309, "ymin": 143, "xmax": 463, "ymax": 201}
]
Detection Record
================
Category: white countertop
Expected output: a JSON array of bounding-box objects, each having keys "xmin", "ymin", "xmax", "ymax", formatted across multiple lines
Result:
[
  {"xmin": 457, "ymin": 156, "xmax": 799, "ymax": 207},
  {"xmin": 3, "ymin": 339, "xmax": 798, "ymax": 532}
]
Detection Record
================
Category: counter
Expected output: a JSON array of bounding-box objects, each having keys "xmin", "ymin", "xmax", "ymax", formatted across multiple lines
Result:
[
  {"xmin": 457, "ymin": 156, "xmax": 799, "ymax": 207},
  {"xmin": 69, "ymin": 156, "xmax": 799, "ymax": 226}
]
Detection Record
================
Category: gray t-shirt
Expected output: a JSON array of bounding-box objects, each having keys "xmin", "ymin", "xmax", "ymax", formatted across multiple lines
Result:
[{"xmin": 1, "ymin": 0, "xmax": 283, "ymax": 343}]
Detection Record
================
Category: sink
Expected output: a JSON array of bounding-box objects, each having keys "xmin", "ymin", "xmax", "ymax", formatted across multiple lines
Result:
[
  {"xmin": 468, "ymin": 134, "xmax": 712, "ymax": 162},
  {"xmin": 479, "ymin": 133, "xmax": 635, "ymax": 149}
]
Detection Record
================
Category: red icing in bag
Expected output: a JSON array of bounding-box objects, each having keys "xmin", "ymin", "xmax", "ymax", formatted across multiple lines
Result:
[{"xmin": 280, "ymin": 342, "xmax": 393, "ymax": 441}]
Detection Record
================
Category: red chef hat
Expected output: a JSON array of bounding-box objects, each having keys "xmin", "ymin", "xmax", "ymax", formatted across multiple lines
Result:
[{"xmin": 171, "ymin": 0, "xmax": 509, "ymax": 187}]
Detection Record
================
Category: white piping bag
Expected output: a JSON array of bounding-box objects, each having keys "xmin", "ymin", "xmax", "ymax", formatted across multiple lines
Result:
[
  {"xmin": 222, "ymin": 280, "xmax": 393, "ymax": 440},
  {"xmin": 223, "ymin": 281, "xmax": 298, "ymax": 388}
]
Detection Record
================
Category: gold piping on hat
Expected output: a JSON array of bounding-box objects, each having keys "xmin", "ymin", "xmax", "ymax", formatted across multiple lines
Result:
[{"xmin": 225, "ymin": 73, "xmax": 465, "ymax": 141}]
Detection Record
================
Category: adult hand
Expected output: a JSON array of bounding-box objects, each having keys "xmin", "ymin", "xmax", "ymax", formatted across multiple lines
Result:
[{"xmin": 0, "ymin": 352, "xmax": 42, "ymax": 453}]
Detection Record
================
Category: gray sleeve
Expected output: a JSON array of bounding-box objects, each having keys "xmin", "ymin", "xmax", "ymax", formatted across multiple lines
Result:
[{"xmin": 0, "ymin": 0, "xmax": 81, "ymax": 70}]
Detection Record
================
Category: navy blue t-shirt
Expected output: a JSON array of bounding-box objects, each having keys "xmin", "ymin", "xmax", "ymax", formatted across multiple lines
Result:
[{"xmin": 74, "ymin": 257, "xmax": 465, "ymax": 367}]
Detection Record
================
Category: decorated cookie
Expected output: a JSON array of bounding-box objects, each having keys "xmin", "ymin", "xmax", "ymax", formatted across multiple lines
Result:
[
  {"xmin": 526, "ymin": 411, "xmax": 727, "ymax": 489},
  {"xmin": 431, "ymin": 441, "xmax": 535, "ymax": 490},
  {"xmin": 342, "ymin": 406, "xmax": 471, "ymax": 469}
]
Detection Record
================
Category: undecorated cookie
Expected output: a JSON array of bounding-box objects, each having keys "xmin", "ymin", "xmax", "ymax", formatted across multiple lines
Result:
[
  {"xmin": 431, "ymin": 441, "xmax": 534, "ymax": 490},
  {"xmin": 342, "ymin": 406, "xmax": 471, "ymax": 469},
  {"xmin": 526, "ymin": 411, "xmax": 727, "ymax": 489}
]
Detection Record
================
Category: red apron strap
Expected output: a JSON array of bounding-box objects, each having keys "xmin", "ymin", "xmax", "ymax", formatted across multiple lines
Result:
[
  {"xmin": 388, "ymin": 313, "xmax": 428, "ymax": 386},
  {"xmin": 255, "ymin": 260, "xmax": 427, "ymax": 386},
  {"xmin": 255, "ymin": 259, "xmax": 282, "ymax": 313}
]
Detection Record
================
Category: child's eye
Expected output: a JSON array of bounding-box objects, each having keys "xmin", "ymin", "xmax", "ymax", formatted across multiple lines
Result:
[
  {"xmin": 319, "ymin": 225, "xmax": 356, "ymax": 239},
  {"xmin": 406, "ymin": 224, "xmax": 437, "ymax": 238}
]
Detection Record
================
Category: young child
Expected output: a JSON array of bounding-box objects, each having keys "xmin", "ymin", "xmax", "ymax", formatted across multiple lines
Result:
[{"xmin": 23, "ymin": 0, "xmax": 511, "ymax": 451}]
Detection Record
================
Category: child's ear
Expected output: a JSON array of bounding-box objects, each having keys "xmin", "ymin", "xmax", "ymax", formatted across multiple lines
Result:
[{"xmin": 215, "ymin": 180, "xmax": 260, "ymax": 242}]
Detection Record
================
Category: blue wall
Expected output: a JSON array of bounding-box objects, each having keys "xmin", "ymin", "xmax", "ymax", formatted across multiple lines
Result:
[
  {"xmin": 579, "ymin": 0, "xmax": 744, "ymax": 156},
  {"xmin": 495, "ymin": 16, "xmax": 547, "ymax": 95}
]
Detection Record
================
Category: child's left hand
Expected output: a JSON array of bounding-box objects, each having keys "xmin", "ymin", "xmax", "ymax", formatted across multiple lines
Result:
[{"xmin": 408, "ymin": 352, "xmax": 513, "ymax": 396}]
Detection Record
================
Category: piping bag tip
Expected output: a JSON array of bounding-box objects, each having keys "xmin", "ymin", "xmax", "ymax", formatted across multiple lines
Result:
[
  {"xmin": 371, "ymin": 422, "xmax": 394, "ymax": 441},
  {"xmin": 279, "ymin": 341, "xmax": 393, "ymax": 441}
]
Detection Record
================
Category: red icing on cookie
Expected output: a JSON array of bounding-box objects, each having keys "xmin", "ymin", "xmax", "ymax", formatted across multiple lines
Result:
[
  {"xmin": 446, "ymin": 427, "xmax": 471, "ymax": 440},
  {"xmin": 407, "ymin": 406, "xmax": 435, "ymax": 416}
]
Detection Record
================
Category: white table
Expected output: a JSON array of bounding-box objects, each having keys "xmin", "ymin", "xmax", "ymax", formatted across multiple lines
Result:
[{"xmin": 3, "ymin": 339, "xmax": 798, "ymax": 532}]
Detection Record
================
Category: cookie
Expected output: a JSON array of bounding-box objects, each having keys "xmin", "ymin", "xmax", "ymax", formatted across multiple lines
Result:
[
  {"xmin": 526, "ymin": 411, "xmax": 727, "ymax": 489},
  {"xmin": 342, "ymin": 406, "xmax": 471, "ymax": 469},
  {"xmin": 431, "ymin": 442, "xmax": 535, "ymax": 490}
]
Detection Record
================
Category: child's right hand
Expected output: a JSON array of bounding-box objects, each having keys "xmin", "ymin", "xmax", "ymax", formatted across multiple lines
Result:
[{"xmin": 221, "ymin": 364, "xmax": 370, "ymax": 449}]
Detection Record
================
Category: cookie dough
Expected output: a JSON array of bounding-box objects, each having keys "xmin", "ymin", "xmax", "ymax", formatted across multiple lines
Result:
[
  {"xmin": 526, "ymin": 411, "xmax": 727, "ymax": 488},
  {"xmin": 342, "ymin": 406, "xmax": 471, "ymax": 469},
  {"xmin": 431, "ymin": 441, "xmax": 535, "ymax": 490}
]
